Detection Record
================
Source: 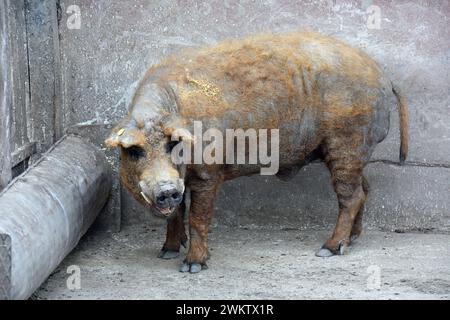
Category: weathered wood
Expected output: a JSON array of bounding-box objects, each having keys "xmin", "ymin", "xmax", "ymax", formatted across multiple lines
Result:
[
  {"xmin": 1, "ymin": 0, "xmax": 32, "ymax": 186},
  {"xmin": 6, "ymin": 0, "xmax": 30, "ymax": 153},
  {"xmin": 24, "ymin": 0, "xmax": 62, "ymax": 152},
  {"xmin": 11, "ymin": 141, "xmax": 36, "ymax": 167},
  {"xmin": 1, "ymin": 0, "xmax": 61, "ymax": 186},
  {"xmin": 0, "ymin": 0, "xmax": 12, "ymax": 189}
]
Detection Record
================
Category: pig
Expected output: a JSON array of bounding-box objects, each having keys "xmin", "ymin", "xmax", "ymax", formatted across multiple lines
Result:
[{"xmin": 106, "ymin": 32, "xmax": 409, "ymax": 273}]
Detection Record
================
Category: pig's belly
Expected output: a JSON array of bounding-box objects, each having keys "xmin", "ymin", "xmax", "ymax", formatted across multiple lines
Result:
[
  {"xmin": 221, "ymin": 142, "xmax": 319, "ymax": 179},
  {"xmin": 220, "ymin": 115, "xmax": 320, "ymax": 179}
]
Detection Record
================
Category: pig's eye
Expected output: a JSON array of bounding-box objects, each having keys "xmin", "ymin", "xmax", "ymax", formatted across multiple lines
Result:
[
  {"xmin": 124, "ymin": 146, "xmax": 145, "ymax": 160},
  {"xmin": 166, "ymin": 141, "xmax": 180, "ymax": 153}
]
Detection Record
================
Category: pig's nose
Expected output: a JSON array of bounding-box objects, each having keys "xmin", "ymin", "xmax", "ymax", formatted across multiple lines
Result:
[{"xmin": 155, "ymin": 187, "xmax": 183, "ymax": 208}]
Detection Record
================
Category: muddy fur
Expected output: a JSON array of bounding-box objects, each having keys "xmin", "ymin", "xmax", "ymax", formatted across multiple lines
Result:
[{"xmin": 106, "ymin": 31, "xmax": 409, "ymax": 272}]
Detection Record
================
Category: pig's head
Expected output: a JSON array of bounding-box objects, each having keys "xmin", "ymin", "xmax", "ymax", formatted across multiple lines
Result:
[{"xmin": 105, "ymin": 83, "xmax": 193, "ymax": 219}]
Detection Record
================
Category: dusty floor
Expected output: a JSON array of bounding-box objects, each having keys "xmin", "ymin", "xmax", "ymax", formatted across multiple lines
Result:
[{"xmin": 31, "ymin": 224, "xmax": 450, "ymax": 300}]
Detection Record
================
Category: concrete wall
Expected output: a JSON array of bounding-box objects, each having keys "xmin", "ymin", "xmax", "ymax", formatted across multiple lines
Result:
[{"xmin": 53, "ymin": 1, "xmax": 450, "ymax": 231}]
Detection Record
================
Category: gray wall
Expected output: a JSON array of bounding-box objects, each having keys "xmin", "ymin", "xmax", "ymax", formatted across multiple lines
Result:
[
  {"xmin": 59, "ymin": 1, "xmax": 450, "ymax": 161},
  {"xmin": 28, "ymin": 1, "xmax": 450, "ymax": 231}
]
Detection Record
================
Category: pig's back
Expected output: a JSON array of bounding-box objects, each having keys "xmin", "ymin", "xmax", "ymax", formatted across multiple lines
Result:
[
  {"xmin": 149, "ymin": 32, "xmax": 393, "ymax": 172},
  {"xmin": 157, "ymin": 32, "xmax": 389, "ymax": 122}
]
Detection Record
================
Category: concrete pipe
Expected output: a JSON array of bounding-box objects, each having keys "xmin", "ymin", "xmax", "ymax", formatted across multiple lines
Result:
[{"xmin": 0, "ymin": 135, "xmax": 112, "ymax": 299}]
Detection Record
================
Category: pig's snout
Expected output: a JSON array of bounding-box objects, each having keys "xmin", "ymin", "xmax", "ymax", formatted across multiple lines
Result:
[
  {"xmin": 155, "ymin": 183, "xmax": 183, "ymax": 208},
  {"xmin": 139, "ymin": 180, "xmax": 184, "ymax": 218}
]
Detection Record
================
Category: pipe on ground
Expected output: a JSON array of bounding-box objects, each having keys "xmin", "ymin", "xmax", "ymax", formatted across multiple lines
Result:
[{"xmin": 0, "ymin": 135, "xmax": 112, "ymax": 299}]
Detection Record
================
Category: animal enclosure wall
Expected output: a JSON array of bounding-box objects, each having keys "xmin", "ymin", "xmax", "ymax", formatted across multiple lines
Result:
[{"xmin": 2, "ymin": 1, "xmax": 450, "ymax": 232}]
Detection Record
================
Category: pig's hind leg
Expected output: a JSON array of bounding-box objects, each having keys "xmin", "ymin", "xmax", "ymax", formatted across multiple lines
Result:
[
  {"xmin": 158, "ymin": 201, "xmax": 188, "ymax": 259},
  {"xmin": 349, "ymin": 175, "xmax": 369, "ymax": 243},
  {"xmin": 316, "ymin": 133, "xmax": 368, "ymax": 257}
]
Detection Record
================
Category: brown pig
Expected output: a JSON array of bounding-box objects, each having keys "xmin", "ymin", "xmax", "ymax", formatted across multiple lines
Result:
[{"xmin": 106, "ymin": 32, "xmax": 409, "ymax": 273}]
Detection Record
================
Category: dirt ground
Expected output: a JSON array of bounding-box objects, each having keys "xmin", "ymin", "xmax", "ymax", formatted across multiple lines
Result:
[{"xmin": 31, "ymin": 224, "xmax": 450, "ymax": 300}]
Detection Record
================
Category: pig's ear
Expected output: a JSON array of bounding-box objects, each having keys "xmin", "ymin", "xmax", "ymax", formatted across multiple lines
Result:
[
  {"xmin": 105, "ymin": 124, "xmax": 146, "ymax": 148},
  {"xmin": 105, "ymin": 127, "xmax": 125, "ymax": 148},
  {"xmin": 163, "ymin": 126, "xmax": 195, "ymax": 144},
  {"xmin": 163, "ymin": 121, "xmax": 195, "ymax": 144}
]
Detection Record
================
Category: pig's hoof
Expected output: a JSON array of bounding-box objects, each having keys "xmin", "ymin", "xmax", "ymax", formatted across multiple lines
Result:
[
  {"xmin": 179, "ymin": 262, "xmax": 207, "ymax": 273},
  {"xmin": 315, "ymin": 248, "xmax": 334, "ymax": 257},
  {"xmin": 339, "ymin": 242, "xmax": 347, "ymax": 255},
  {"xmin": 158, "ymin": 249, "xmax": 179, "ymax": 260},
  {"xmin": 315, "ymin": 242, "xmax": 347, "ymax": 257}
]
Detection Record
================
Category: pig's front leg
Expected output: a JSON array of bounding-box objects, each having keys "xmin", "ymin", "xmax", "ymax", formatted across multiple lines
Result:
[
  {"xmin": 180, "ymin": 179, "xmax": 220, "ymax": 273},
  {"xmin": 158, "ymin": 202, "xmax": 187, "ymax": 259}
]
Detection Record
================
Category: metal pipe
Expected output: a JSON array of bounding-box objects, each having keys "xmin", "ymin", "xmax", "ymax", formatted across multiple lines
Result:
[{"xmin": 0, "ymin": 135, "xmax": 112, "ymax": 299}]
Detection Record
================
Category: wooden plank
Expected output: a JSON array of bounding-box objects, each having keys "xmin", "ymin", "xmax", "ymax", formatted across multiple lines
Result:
[
  {"xmin": 7, "ymin": 0, "xmax": 30, "ymax": 153},
  {"xmin": 1, "ymin": 0, "xmax": 62, "ymax": 185},
  {"xmin": 24, "ymin": 0, "xmax": 62, "ymax": 152},
  {"xmin": 0, "ymin": 0, "xmax": 12, "ymax": 189},
  {"xmin": 11, "ymin": 141, "xmax": 36, "ymax": 167}
]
